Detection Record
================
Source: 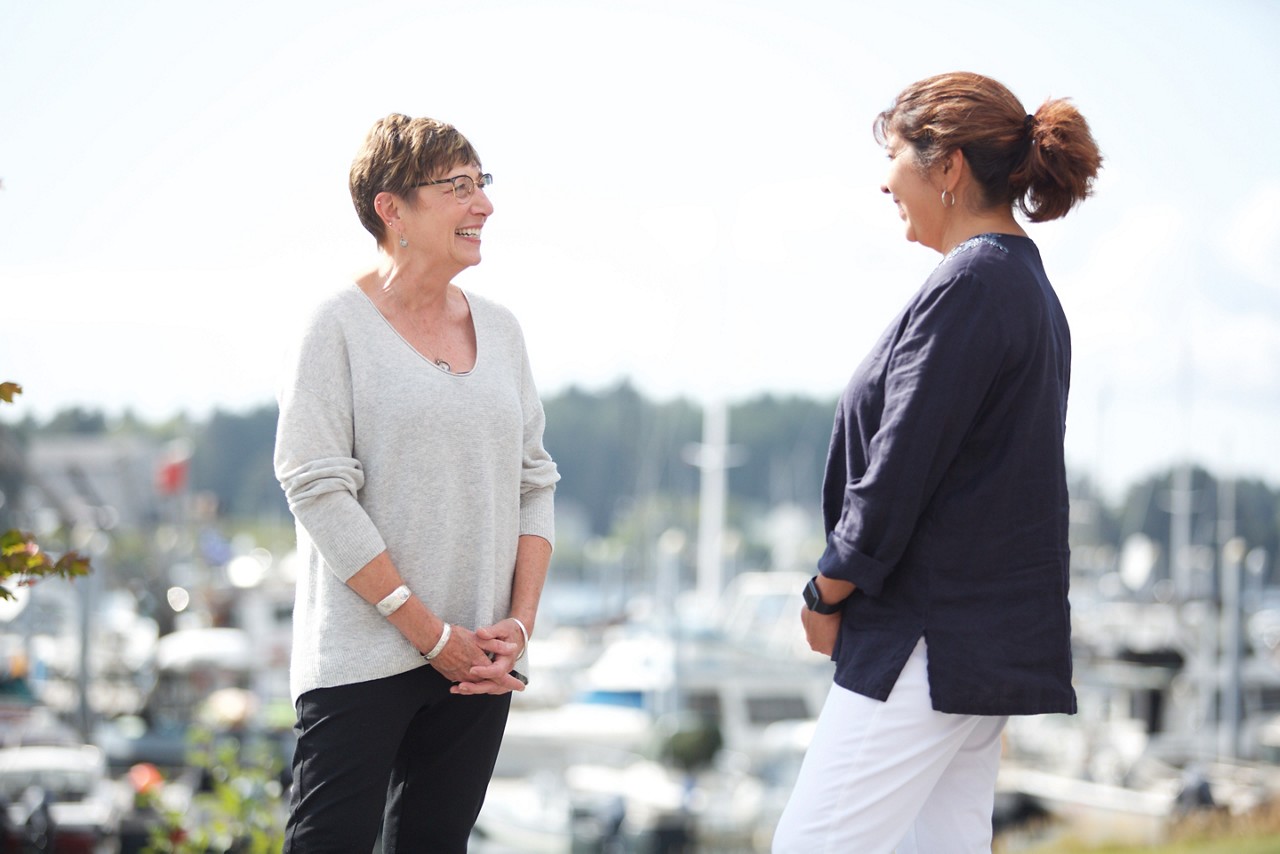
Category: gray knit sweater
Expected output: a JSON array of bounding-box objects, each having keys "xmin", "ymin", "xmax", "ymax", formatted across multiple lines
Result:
[{"xmin": 275, "ymin": 284, "xmax": 558, "ymax": 703}]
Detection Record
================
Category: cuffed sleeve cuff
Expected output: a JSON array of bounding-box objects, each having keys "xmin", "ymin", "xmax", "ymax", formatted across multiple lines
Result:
[
  {"xmin": 519, "ymin": 485, "xmax": 556, "ymax": 548},
  {"xmin": 294, "ymin": 492, "xmax": 388, "ymax": 582},
  {"xmin": 817, "ymin": 534, "xmax": 892, "ymax": 598}
]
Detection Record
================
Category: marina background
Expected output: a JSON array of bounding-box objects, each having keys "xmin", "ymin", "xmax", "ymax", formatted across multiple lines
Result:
[{"xmin": 3, "ymin": 0, "xmax": 1279, "ymax": 850}]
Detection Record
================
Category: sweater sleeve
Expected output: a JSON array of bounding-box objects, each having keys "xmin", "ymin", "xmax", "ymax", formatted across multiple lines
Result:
[
  {"xmin": 274, "ymin": 312, "xmax": 387, "ymax": 581},
  {"xmin": 817, "ymin": 271, "xmax": 1008, "ymax": 596},
  {"xmin": 515, "ymin": 331, "xmax": 559, "ymax": 546}
]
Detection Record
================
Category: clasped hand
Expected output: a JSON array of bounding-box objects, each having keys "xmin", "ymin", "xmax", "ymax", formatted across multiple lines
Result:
[
  {"xmin": 800, "ymin": 607, "xmax": 841, "ymax": 657},
  {"xmin": 428, "ymin": 619, "xmax": 527, "ymax": 695}
]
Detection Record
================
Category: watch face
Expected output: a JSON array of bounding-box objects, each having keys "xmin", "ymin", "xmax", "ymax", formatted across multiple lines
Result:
[
  {"xmin": 803, "ymin": 578, "xmax": 819, "ymax": 609},
  {"xmin": 804, "ymin": 577, "xmax": 840, "ymax": 614}
]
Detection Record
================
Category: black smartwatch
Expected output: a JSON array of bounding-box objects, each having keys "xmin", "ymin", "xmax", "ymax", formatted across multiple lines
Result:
[{"xmin": 803, "ymin": 575, "xmax": 844, "ymax": 615}]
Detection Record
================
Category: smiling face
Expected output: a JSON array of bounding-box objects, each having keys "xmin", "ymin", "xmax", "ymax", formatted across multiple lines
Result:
[
  {"xmin": 401, "ymin": 163, "xmax": 494, "ymax": 272},
  {"xmin": 881, "ymin": 135, "xmax": 946, "ymax": 253}
]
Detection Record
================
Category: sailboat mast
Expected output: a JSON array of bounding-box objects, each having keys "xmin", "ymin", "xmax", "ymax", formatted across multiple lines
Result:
[{"xmin": 696, "ymin": 398, "xmax": 729, "ymax": 604}]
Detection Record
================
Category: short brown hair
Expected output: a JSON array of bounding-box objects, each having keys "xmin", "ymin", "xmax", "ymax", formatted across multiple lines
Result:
[
  {"xmin": 348, "ymin": 113, "xmax": 482, "ymax": 244},
  {"xmin": 874, "ymin": 72, "xmax": 1102, "ymax": 222}
]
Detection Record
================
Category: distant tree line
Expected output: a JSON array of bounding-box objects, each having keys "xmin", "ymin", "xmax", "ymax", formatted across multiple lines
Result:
[
  {"xmin": 542, "ymin": 383, "xmax": 836, "ymax": 537},
  {"xmin": 6, "ymin": 382, "xmax": 1278, "ymax": 586}
]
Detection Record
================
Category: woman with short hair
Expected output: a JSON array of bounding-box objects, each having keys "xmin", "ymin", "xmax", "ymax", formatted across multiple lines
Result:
[{"xmin": 275, "ymin": 113, "xmax": 558, "ymax": 853}]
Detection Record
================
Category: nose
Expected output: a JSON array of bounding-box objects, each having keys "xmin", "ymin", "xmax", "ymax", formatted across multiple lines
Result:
[
  {"xmin": 471, "ymin": 186, "xmax": 494, "ymax": 216},
  {"xmin": 881, "ymin": 185, "xmax": 891, "ymax": 195}
]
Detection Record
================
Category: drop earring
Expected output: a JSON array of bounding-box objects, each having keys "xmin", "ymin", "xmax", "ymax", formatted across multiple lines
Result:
[{"xmin": 399, "ymin": 233, "xmax": 409, "ymax": 248}]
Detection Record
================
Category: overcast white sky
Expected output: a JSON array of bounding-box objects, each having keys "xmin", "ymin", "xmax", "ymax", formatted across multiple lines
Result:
[{"xmin": 3, "ymin": 0, "xmax": 1278, "ymax": 499}]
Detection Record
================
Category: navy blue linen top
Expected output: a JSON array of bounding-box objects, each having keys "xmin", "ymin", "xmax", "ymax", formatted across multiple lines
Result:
[{"xmin": 818, "ymin": 233, "xmax": 1076, "ymax": 716}]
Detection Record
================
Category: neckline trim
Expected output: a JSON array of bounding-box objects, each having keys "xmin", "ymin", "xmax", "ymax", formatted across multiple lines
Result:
[
  {"xmin": 351, "ymin": 284, "xmax": 479, "ymax": 376},
  {"xmin": 945, "ymin": 233, "xmax": 1013, "ymax": 262}
]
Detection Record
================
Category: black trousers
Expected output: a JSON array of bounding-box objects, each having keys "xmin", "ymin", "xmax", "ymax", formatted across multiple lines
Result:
[{"xmin": 283, "ymin": 664, "xmax": 511, "ymax": 853}]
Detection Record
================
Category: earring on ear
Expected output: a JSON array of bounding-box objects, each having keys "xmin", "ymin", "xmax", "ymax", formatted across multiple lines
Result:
[
  {"xmin": 940, "ymin": 189, "xmax": 956, "ymax": 208},
  {"xmin": 399, "ymin": 233, "xmax": 409, "ymax": 248}
]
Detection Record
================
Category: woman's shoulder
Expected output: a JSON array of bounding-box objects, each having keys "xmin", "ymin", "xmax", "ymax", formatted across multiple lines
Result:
[
  {"xmin": 942, "ymin": 233, "xmax": 1033, "ymax": 270},
  {"xmin": 462, "ymin": 288, "xmax": 523, "ymax": 333},
  {"xmin": 942, "ymin": 233, "xmax": 1041, "ymax": 275},
  {"xmin": 283, "ymin": 282, "xmax": 369, "ymax": 356},
  {"xmin": 308, "ymin": 281, "xmax": 366, "ymax": 320},
  {"xmin": 291, "ymin": 282, "xmax": 367, "ymax": 335},
  {"xmin": 925, "ymin": 235, "xmax": 1041, "ymax": 296}
]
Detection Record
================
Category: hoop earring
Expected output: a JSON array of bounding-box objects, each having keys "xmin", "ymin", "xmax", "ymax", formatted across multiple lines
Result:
[
  {"xmin": 399, "ymin": 233, "xmax": 409, "ymax": 248},
  {"xmin": 940, "ymin": 189, "xmax": 956, "ymax": 208}
]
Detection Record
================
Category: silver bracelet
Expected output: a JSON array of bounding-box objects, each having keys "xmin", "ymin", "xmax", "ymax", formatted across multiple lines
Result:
[
  {"xmin": 375, "ymin": 585, "xmax": 412, "ymax": 617},
  {"xmin": 423, "ymin": 622, "xmax": 452, "ymax": 661},
  {"xmin": 510, "ymin": 617, "xmax": 530, "ymax": 661}
]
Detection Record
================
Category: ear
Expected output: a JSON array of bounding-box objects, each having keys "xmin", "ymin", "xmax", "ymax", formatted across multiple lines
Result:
[
  {"xmin": 940, "ymin": 148, "xmax": 966, "ymax": 190},
  {"xmin": 373, "ymin": 191, "xmax": 401, "ymax": 228}
]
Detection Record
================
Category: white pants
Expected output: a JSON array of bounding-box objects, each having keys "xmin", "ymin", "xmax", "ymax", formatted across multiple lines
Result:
[{"xmin": 772, "ymin": 639, "xmax": 1007, "ymax": 854}]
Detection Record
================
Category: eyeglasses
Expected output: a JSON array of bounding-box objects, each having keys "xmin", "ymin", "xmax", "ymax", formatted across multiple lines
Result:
[{"xmin": 415, "ymin": 173, "xmax": 493, "ymax": 203}]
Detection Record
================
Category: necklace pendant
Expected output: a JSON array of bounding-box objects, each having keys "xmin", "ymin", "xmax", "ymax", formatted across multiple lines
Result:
[{"xmin": 436, "ymin": 359, "xmax": 451, "ymax": 372}]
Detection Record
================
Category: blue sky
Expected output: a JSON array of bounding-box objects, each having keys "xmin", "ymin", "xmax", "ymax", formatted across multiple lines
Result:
[{"xmin": 3, "ymin": 0, "xmax": 1278, "ymax": 498}]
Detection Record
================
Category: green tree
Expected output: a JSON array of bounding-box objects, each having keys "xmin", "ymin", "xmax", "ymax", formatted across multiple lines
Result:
[
  {"xmin": 728, "ymin": 393, "xmax": 835, "ymax": 507},
  {"xmin": 189, "ymin": 405, "xmax": 288, "ymax": 520},
  {"xmin": 543, "ymin": 381, "xmax": 701, "ymax": 536}
]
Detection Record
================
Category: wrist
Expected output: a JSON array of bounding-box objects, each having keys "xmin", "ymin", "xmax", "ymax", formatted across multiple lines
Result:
[
  {"xmin": 509, "ymin": 616, "xmax": 530, "ymax": 660},
  {"xmin": 816, "ymin": 574, "xmax": 855, "ymax": 602},
  {"xmin": 422, "ymin": 622, "xmax": 452, "ymax": 661},
  {"xmin": 509, "ymin": 610, "xmax": 536, "ymax": 637},
  {"xmin": 804, "ymin": 575, "xmax": 850, "ymax": 615}
]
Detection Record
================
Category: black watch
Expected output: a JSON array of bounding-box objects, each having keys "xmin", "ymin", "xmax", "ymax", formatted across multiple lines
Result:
[{"xmin": 803, "ymin": 575, "xmax": 844, "ymax": 615}]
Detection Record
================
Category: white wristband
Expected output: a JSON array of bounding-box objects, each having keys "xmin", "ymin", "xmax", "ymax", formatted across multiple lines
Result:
[
  {"xmin": 375, "ymin": 585, "xmax": 411, "ymax": 617},
  {"xmin": 423, "ymin": 622, "xmax": 451, "ymax": 661},
  {"xmin": 510, "ymin": 617, "xmax": 530, "ymax": 661}
]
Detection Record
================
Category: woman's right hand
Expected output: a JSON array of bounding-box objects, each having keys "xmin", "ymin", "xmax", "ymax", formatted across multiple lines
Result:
[
  {"xmin": 425, "ymin": 624, "xmax": 526, "ymax": 695},
  {"xmin": 422, "ymin": 623, "xmax": 491, "ymax": 683}
]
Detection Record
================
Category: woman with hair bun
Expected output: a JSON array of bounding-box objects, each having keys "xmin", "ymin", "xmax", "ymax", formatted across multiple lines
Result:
[{"xmin": 773, "ymin": 72, "xmax": 1101, "ymax": 853}]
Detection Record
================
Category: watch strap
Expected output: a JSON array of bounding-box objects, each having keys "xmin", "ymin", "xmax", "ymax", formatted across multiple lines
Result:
[{"xmin": 804, "ymin": 576, "xmax": 844, "ymax": 615}]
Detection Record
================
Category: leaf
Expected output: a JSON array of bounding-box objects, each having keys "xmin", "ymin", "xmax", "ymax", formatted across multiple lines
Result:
[
  {"xmin": 0, "ymin": 529, "xmax": 92, "ymax": 598},
  {"xmin": 0, "ymin": 382, "xmax": 20, "ymax": 404},
  {"xmin": 54, "ymin": 552, "xmax": 92, "ymax": 578},
  {"xmin": 0, "ymin": 529, "xmax": 27, "ymax": 552}
]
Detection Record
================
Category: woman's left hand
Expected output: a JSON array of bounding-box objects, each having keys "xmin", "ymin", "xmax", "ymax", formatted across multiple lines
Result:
[
  {"xmin": 800, "ymin": 608, "xmax": 841, "ymax": 657},
  {"xmin": 450, "ymin": 618, "xmax": 527, "ymax": 695}
]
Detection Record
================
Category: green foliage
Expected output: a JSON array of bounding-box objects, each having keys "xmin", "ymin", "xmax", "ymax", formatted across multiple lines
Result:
[
  {"xmin": 42, "ymin": 405, "xmax": 109, "ymax": 435},
  {"xmin": 144, "ymin": 730, "xmax": 286, "ymax": 854},
  {"xmin": 0, "ymin": 379, "xmax": 91, "ymax": 598},
  {"xmin": 543, "ymin": 381, "xmax": 702, "ymax": 536},
  {"xmin": 651, "ymin": 713, "xmax": 724, "ymax": 771},
  {"xmin": 1002, "ymin": 800, "xmax": 1280, "ymax": 853},
  {"xmin": 0, "ymin": 528, "xmax": 91, "ymax": 598},
  {"xmin": 726, "ymin": 393, "xmax": 836, "ymax": 508},
  {"xmin": 541, "ymin": 383, "xmax": 838, "ymax": 538},
  {"xmin": 1113, "ymin": 466, "xmax": 1280, "ymax": 581}
]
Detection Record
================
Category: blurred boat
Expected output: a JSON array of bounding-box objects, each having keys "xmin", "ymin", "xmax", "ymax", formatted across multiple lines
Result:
[
  {"xmin": 477, "ymin": 571, "xmax": 833, "ymax": 852},
  {"xmin": 0, "ymin": 743, "xmax": 125, "ymax": 854}
]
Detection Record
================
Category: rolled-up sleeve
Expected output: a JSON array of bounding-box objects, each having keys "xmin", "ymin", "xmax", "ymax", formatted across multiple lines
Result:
[
  {"xmin": 274, "ymin": 332, "xmax": 386, "ymax": 582},
  {"xmin": 818, "ymin": 272, "xmax": 1008, "ymax": 597}
]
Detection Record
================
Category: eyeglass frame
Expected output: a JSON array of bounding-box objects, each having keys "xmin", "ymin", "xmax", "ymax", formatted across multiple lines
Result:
[{"xmin": 414, "ymin": 172, "xmax": 493, "ymax": 203}]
